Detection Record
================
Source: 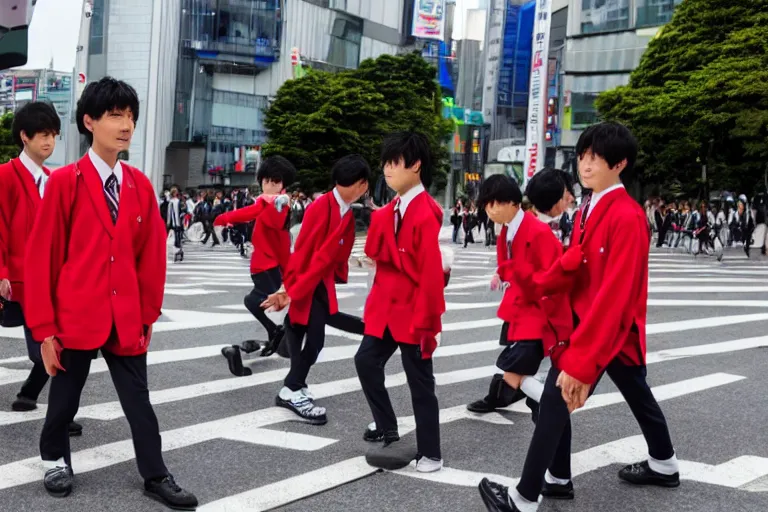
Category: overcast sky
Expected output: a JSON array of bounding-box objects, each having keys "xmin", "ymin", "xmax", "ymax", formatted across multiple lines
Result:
[{"xmin": 16, "ymin": 0, "xmax": 83, "ymax": 71}]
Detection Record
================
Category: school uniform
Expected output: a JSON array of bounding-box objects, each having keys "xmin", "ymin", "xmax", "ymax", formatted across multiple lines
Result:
[
  {"xmin": 355, "ymin": 184, "xmax": 446, "ymax": 462},
  {"xmin": 490, "ymin": 185, "xmax": 678, "ymax": 511},
  {"xmin": 276, "ymin": 189, "xmax": 364, "ymax": 423},
  {"xmin": 0, "ymin": 153, "xmax": 58, "ymax": 409},
  {"xmin": 214, "ymin": 195, "xmax": 291, "ymax": 346},
  {"xmin": 23, "ymin": 150, "xmax": 196, "ymax": 507}
]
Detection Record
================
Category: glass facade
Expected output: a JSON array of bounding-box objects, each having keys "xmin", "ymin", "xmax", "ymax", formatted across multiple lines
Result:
[
  {"xmin": 636, "ymin": 0, "xmax": 682, "ymax": 28},
  {"xmin": 327, "ymin": 13, "xmax": 362, "ymax": 69},
  {"xmin": 570, "ymin": 92, "xmax": 601, "ymax": 128},
  {"xmin": 580, "ymin": 0, "xmax": 630, "ymax": 34},
  {"xmin": 496, "ymin": 0, "xmax": 534, "ymax": 109},
  {"xmin": 89, "ymin": 0, "xmax": 106, "ymax": 54}
]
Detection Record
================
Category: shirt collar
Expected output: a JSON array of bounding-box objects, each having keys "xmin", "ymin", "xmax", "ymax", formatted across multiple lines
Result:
[
  {"xmin": 19, "ymin": 150, "xmax": 44, "ymax": 182},
  {"xmin": 505, "ymin": 207, "xmax": 525, "ymax": 243},
  {"xmin": 88, "ymin": 148, "xmax": 123, "ymax": 185},
  {"xmin": 332, "ymin": 187, "xmax": 352, "ymax": 217},
  {"xmin": 589, "ymin": 182, "xmax": 624, "ymax": 214},
  {"xmin": 396, "ymin": 183, "xmax": 425, "ymax": 216}
]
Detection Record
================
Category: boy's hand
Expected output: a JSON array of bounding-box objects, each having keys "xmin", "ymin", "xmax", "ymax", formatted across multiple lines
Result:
[
  {"xmin": 560, "ymin": 245, "xmax": 584, "ymax": 272},
  {"xmin": 556, "ymin": 371, "xmax": 590, "ymax": 412},
  {"xmin": 41, "ymin": 336, "xmax": 65, "ymax": 377},
  {"xmin": 0, "ymin": 279, "xmax": 11, "ymax": 300},
  {"xmin": 490, "ymin": 273, "xmax": 501, "ymax": 291},
  {"xmin": 261, "ymin": 291, "xmax": 290, "ymax": 312}
]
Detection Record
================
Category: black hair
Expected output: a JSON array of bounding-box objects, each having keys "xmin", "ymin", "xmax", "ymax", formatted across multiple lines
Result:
[
  {"xmin": 12, "ymin": 101, "xmax": 61, "ymax": 149},
  {"xmin": 380, "ymin": 132, "xmax": 434, "ymax": 188},
  {"xmin": 477, "ymin": 174, "xmax": 522, "ymax": 212},
  {"xmin": 558, "ymin": 168, "xmax": 575, "ymax": 197},
  {"xmin": 332, "ymin": 154, "xmax": 371, "ymax": 187},
  {"xmin": 526, "ymin": 168, "xmax": 566, "ymax": 213},
  {"xmin": 257, "ymin": 156, "xmax": 297, "ymax": 188},
  {"xmin": 76, "ymin": 76, "xmax": 140, "ymax": 144},
  {"xmin": 575, "ymin": 122, "xmax": 638, "ymax": 174}
]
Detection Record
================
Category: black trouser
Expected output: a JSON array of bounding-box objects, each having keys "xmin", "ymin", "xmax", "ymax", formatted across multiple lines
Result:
[
  {"xmin": 463, "ymin": 226, "xmax": 474, "ymax": 247},
  {"xmin": 40, "ymin": 346, "xmax": 168, "ymax": 481},
  {"xmin": 201, "ymin": 221, "xmax": 219, "ymax": 245},
  {"xmin": 516, "ymin": 359, "xmax": 675, "ymax": 502},
  {"xmin": 243, "ymin": 267, "xmax": 283, "ymax": 339},
  {"xmin": 283, "ymin": 282, "xmax": 364, "ymax": 391},
  {"xmin": 17, "ymin": 323, "xmax": 49, "ymax": 401},
  {"xmin": 172, "ymin": 226, "xmax": 184, "ymax": 250},
  {"xmin": 355, "ymin": 329, "xmax": 441, "ymax": 460}
]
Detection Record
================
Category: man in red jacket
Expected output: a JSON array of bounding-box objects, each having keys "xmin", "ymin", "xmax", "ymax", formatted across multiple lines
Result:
[
  {"xmin": 0, "ymin": 102, "xmax": 81, "ymax": 436},
  {"xmin": 23, "ymin": 77, "xmax": 197, "ymax": 510},
  {"xmin": 479, "ymin": 123, "xmax": 678, "ymax": 512},
  {"xmin": 354, "ymin": 132, "xmax": 446, "ymax": 474},
  {"xmin": 215, "ymin": 156, "xmax": 297, "ymax": 373},
  {"xmin": 262, "ymin": 155, "xmax": 369, "ymax": 424}
]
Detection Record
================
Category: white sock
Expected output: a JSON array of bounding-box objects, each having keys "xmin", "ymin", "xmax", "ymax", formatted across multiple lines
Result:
[
  {"xmin": 520, "ymin": 376, "xmax": 544, "ymax": 402},
  {"xmin": 648, "ymin": 452, "xmax": 679, "ymax": 475},
  {"xmin": 509, "ymin": 488, "xmax": 539, "ymax": 512},
  {"xmin": 42, "ymin": 457, "xmax": 67, "ymax": 470},
  {"xmin": 545, "ymin": 469, "xmax": 570, "ymax": 485}
]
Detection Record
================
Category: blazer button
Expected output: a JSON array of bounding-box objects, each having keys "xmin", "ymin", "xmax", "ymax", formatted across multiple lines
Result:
[
  {"xmin": 110, "ymin": 256, "xmax": 115, "ymax": 263},
  {"xmin": 113, "ymin": 289, "xmax": 117, "ymax": 296}
]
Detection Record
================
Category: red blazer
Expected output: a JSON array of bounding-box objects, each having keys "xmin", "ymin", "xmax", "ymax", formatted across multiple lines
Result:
[
  {"xmin": 364, "ymin": 191, "xmax": 445, "ymax": 345},
  {"xmin": 283, "ymin": 191, "xmax": 355, "ymax": 326},
  {"xmin": 0, "ymin": 158, "xmax": 50, "ymax": 307},
  {"xmin": 214, "ymin": 195, "xmax": 290, "ymax": 274},
  {"xmin": 496, "ymin": 212, "xmax": 572, "ymax": 353},
  {"xmin": 23, "ymin": 154, "xmax": 166, "ymax": 356},
  {"xmin": 538, "ymin": 188, "xmax": 649, "ymax": 384}
]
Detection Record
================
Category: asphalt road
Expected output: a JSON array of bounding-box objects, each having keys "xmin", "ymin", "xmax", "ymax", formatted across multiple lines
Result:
[{"xmin": 1, "ymin": 227, "xmax": 767, "ymax": 512}]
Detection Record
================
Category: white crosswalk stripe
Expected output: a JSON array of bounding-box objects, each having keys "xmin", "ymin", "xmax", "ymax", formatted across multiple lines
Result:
[{"xmin": 0, "ymin": 233, "xmax": 767, "ymax": 510}]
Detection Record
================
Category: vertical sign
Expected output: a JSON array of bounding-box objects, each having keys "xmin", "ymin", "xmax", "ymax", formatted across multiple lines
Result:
[
  {"xmin": 412, "ymin": 0, "xmax": 446, "ymax": 41},
  {"xmin": 523, "ymin": 0, "xmax": 553, "ymax": 186},
  {"xmin": 481, "ymin": 0, "xmax": 505, "ymax": 123}
]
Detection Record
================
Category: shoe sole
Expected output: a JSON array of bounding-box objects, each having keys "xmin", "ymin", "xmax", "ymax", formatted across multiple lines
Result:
[
  {"xmin": 541, "ymin": 490, "xmax": 574, "ymax": 500},
  {"xmin": 68, "ymin": 430, "xmax": 83, "ymax": 437},
  {"xmin": 11, "ymin": 404, "xmax": 37, "ymax": 412},
  {"xmin": 364, "ymin": 454, "xmax": 413, "ymax": 471},
  {"xmin": 143, "ymin": 490, "xmax": 197, "ymax": 511},
  {"xmin": 618, "ymin": 474, "xmax": 680, "ymax": 488},
  {"xmin": 274, "ymin": 398, "xmax": 327, "ymax": 425},
  {"xmin": 44, "ymin": 486, "xmax": 72, "ymax": 498},
  {"xmin": 466, "ymin": 406, "xmax": 496, "ymax": 414},
  {"xmin": 477, "ymin": 480, "xmax": 512, "ymax": 512}
]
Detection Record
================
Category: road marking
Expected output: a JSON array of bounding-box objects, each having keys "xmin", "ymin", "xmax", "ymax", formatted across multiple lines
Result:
[
  {"xmin": 0, "ymin": 409, "xmax": 338, "ymax": 493},
  {"xmin": 648, "ymin": 299, "xmax": 768, "ymax": 308},
  {"xmin": 198, "ymin": 457, "xmax": 377, "ymax": 511},
  {"xmin": 164, "ymin": 288, "xmax": 227, "ymax": 296},
  {"xmin": 647, "ymin": 313, "xmax": 768, "ymax": 334},
  {"xmin": 649, "ymin": 286, "xmax": 768, "ymax": 293},
  {"xmin": 649, "ymin": 277, "xmax": 766, "ymax": 283}
]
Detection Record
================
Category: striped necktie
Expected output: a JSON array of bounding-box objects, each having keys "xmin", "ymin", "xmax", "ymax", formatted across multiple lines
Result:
[
  {"xmin": 578, "ymin": 194, "xmax": 592, "ymax": 244},
  {"xmin": 394, "ymin": 198, "xmax": 402, "ymax": 236},
  {"xmin": 104, "ymin": 173, "xmax": 120, "ymax": 224}
]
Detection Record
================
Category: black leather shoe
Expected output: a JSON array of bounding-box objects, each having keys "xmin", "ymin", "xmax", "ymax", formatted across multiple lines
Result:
[
  {"xmin": 12, "ymin": 396, "xmax": 36, "ymax": 411},
  {"xmin": 363, "ymin": 422, "xmax": 384, "ymax": 442},
  {"xmin": 144, "ymin": 475, "xmax": 198, "ymax": 511},
  {"xmin": 260, "ymin": 325, "xmax": 285, "ymax": 357},
  {"xmin": 365, "ymin": 434, "xmax": 412, "ymax": 470},
  {"xmin": 478, "ymin": 478, "xmax": 518, "ymax": 512},
  {"xmin": 467, "ymin": 398, "xmax": 498, "ymax": 413},
  {"xmin": 525, "ymin": 397, "xmax": 539, "ymax": 424},
  {"xmin": 239, "ymin": 340, "xmax": 261, "ymax": 354},
  {"xmin": 44, "ymin": 466, "xmax": 73, "ymax": 498},
  {"xmin": 68, "ymin": 421, "xmax": 83, "ymax": 437},
  {"xmin": 221, "ymin": 346, "xmax": 252, "ymax": 377},
  {"xmin": 542, "ymin": 480, "xmax": 574, "ymax": 499},
  {"xmin": 618, "ymin": 461, "xmax": 680, "ymax": 488}
]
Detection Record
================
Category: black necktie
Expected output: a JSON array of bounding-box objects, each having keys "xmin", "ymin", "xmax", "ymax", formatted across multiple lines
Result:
[
  {"xmin": 104, "ymin": 173, "xmax": 120, "ymax": 224},
  {"xmin": 578, "ymin": 194, "xmax": 592, "ymax": 244},
  {"xmin": 394, "ymin": 198, "xmax": 402, "ymax": 236},
  {"xmin": 35, "ymin": 175, "xmax": 42, "ymax": 197}
]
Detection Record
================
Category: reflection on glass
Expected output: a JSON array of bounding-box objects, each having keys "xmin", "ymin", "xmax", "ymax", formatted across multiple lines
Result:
[
  {"xmin": 570, "ymin": 92, "xmax": 600, "ymax": 128},
  {"xmin": 636, "ymin": 0, "xmax": 683, "ymax": 28},
  {"xmin": 580, "ymin": 0, "xmax": 630, "ymax": 34}
]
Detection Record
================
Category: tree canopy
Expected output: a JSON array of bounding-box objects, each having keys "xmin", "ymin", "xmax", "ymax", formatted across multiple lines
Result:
[
  {"xmin": 0, "ymin": 112, "xmax": 17, "ymax": 163},
  {"xmin": 262, "ymin": 52, "xmax": 454, "ymax": 194},
  {"xmin": 595, "ymin": 0, "xmax": 768, "ymax": 197}
]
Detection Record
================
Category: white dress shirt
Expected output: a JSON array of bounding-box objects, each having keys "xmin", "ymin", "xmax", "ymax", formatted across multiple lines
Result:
[
  {"xmin": 332, "ymin": 187, "xmax": 352, "ymax": 217},
  {"xmin": 505, "ymin": 207, "xmax": 525, "ymax": 244},
  {"xmin": 586, "ymin": 182, "xmax": 624, "ymax": 220},
  {"xmin": 89, "ymin": 148, "xmax": 123, "ymax": 187},
  {"xmin": 19, "ymin": 150, "xmax": 45, "ymax": 198},
  {"xmin": 395, "ymin": 183, "xmax": 425, "ymax": 218}
]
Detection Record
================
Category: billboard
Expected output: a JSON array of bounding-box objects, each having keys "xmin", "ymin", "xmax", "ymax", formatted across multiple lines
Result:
[
  {"xmin": 522, "ymin": 0, "xmax": 553, "ymax": 186},
  {"xmin": 412, "ymin": 0, "xmax": 446, "ymax": 41}
]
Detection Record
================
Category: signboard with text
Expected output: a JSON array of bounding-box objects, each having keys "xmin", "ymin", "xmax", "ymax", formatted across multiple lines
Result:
[{"xmin": 412, "ymin": 0, "xmax": 446, "ymax": 41}]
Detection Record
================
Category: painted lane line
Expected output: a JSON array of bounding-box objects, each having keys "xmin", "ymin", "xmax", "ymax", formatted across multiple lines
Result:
[
  {"xmin": 648, "ymin": 277, "xmax": 766, "ymax": 283},
  {"xmin": 0, "ymin": 409, "xmax": 339, "ymax": 493},
  {"xmin": 648, "ymin": 299, "xmax": 768, "ymax": 308},
  {"xmin": 649, "ymin": 286, "xmax": 768, "ymax": 293},
  {"xmin": 197, "ymin": 457, "xmax": 377, "ymax": 512},
  {"xmin": 647, "ymin": 313, "xmax": 768, "ymax": 334}
]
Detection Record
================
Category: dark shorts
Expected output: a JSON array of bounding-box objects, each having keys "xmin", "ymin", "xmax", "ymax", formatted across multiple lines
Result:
[{"xmin": 496, "ymin": 324, "xmax": 544, "ymax": 375}]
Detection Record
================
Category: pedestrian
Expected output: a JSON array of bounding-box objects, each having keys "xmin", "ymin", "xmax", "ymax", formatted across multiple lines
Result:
[
  {"xmin": 23, "ymin": 77, "xmax": 197, "ymax": 509},
  {"xmin": 354, "ymin": 132, "xmax": 447, "ymax": 474},
  {"xmin": 215, "ymin": 156, "xmax": 297, "ymax": 371},
  {"xmin": 167, "ymin": 187, "xmax": 184, "ymax": 262},
  {"xmin": 479, "ymin": 122, "xmax": 679, "ymax": 512},
  {"xmin": 261, "ymin": 155, "xmax": 370, "ymax": 425},
  {"xmin": 0, "ymin": 101, "xmax": 83, "ymax": 437}
]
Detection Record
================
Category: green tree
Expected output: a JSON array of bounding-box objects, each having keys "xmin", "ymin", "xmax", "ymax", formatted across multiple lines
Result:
[
  {"xmin": 595, "ymin": 0, "xmax": 768, "ymax": 196},
  {"xmin": 0, "ymin": 112, "xmax": 17, "ymax": 163},
  {"xmin": 263, "ymin": 52, "xmax": 454, "ymax": 194}
]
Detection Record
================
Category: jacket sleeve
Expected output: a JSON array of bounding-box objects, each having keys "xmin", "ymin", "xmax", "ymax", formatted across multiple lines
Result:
[
  {"xmin": 135, "ymin": 181, "xmax": 167, "ymax": 326},
  {"xmin": 23, "ymin": 171, "xmax": 69, "ymax": 340},
  {"xmin": 0, "ymin": 170, "xmax": 10, "ymax": 281},
  {"xmin": 509, "ymin": 233, "xmax": 576, "ymax": 297},
  {"xmin": 557, "ymin": 214, "xmax": 646, "ymax": 384},
  {"xmin": 410, "ymin": 215, "xmax": 445, "ymax": 335},
  {"xmin": 214, "ymin": 199, "xmax": 265, "ymax": 226}
]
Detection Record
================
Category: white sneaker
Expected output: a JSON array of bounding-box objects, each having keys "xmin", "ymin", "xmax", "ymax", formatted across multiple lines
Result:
[
  {"xmin": 416, "ymin": 457, "xmax": 443, "ymax": 473},
  {"xmin": 301, "ymin": 387, "xmax": 315, "ymax": 400}
]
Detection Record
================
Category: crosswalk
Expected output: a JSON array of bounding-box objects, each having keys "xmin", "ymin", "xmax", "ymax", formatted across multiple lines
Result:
[{"xmin": 1, "ymin": 232, "xmax": 767, "ymax": 511}]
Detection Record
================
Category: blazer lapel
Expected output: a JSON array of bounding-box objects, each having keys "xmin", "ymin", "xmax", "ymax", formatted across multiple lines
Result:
[
  {"xmin": 10, "ymin": 158, "xmax": 42, "ymax": 209},
  {"xmin": 117, "ymin": 166, "xmax": 137, "ymax": 232},
  {"xmin": 79, "ymin": 155, "xmax": 115, "ymax": 238},
  {"xmin": 511, "ymin": 211, "xmax": 532, "ymax": 256},
  {"xmin": 582, "ymin": 189, "xmax": 624, "ymax": 246}
]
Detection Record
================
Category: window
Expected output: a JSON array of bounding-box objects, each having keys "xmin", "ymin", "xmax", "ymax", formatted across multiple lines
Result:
[
  {"xmin": 304, "ymin": 0, "xmax": 330, "ymax": 7},
  {"xmin": 570, "ymin": 92, "xmax": 601, "ymax": 128},
  {"xmin": 327, "ymin": 14, "xmax": 362, "ymax": 69},
  {"xmin": 636, "ymin": 0, "xmax": 683, "ymax": 28},
  {"xmin": 580, "ymin": 0, "xmax": 630, "ymax": 34},
  {"xmin": 89, "ymin": 0, "xmax": 105, "ymax": 55}
]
